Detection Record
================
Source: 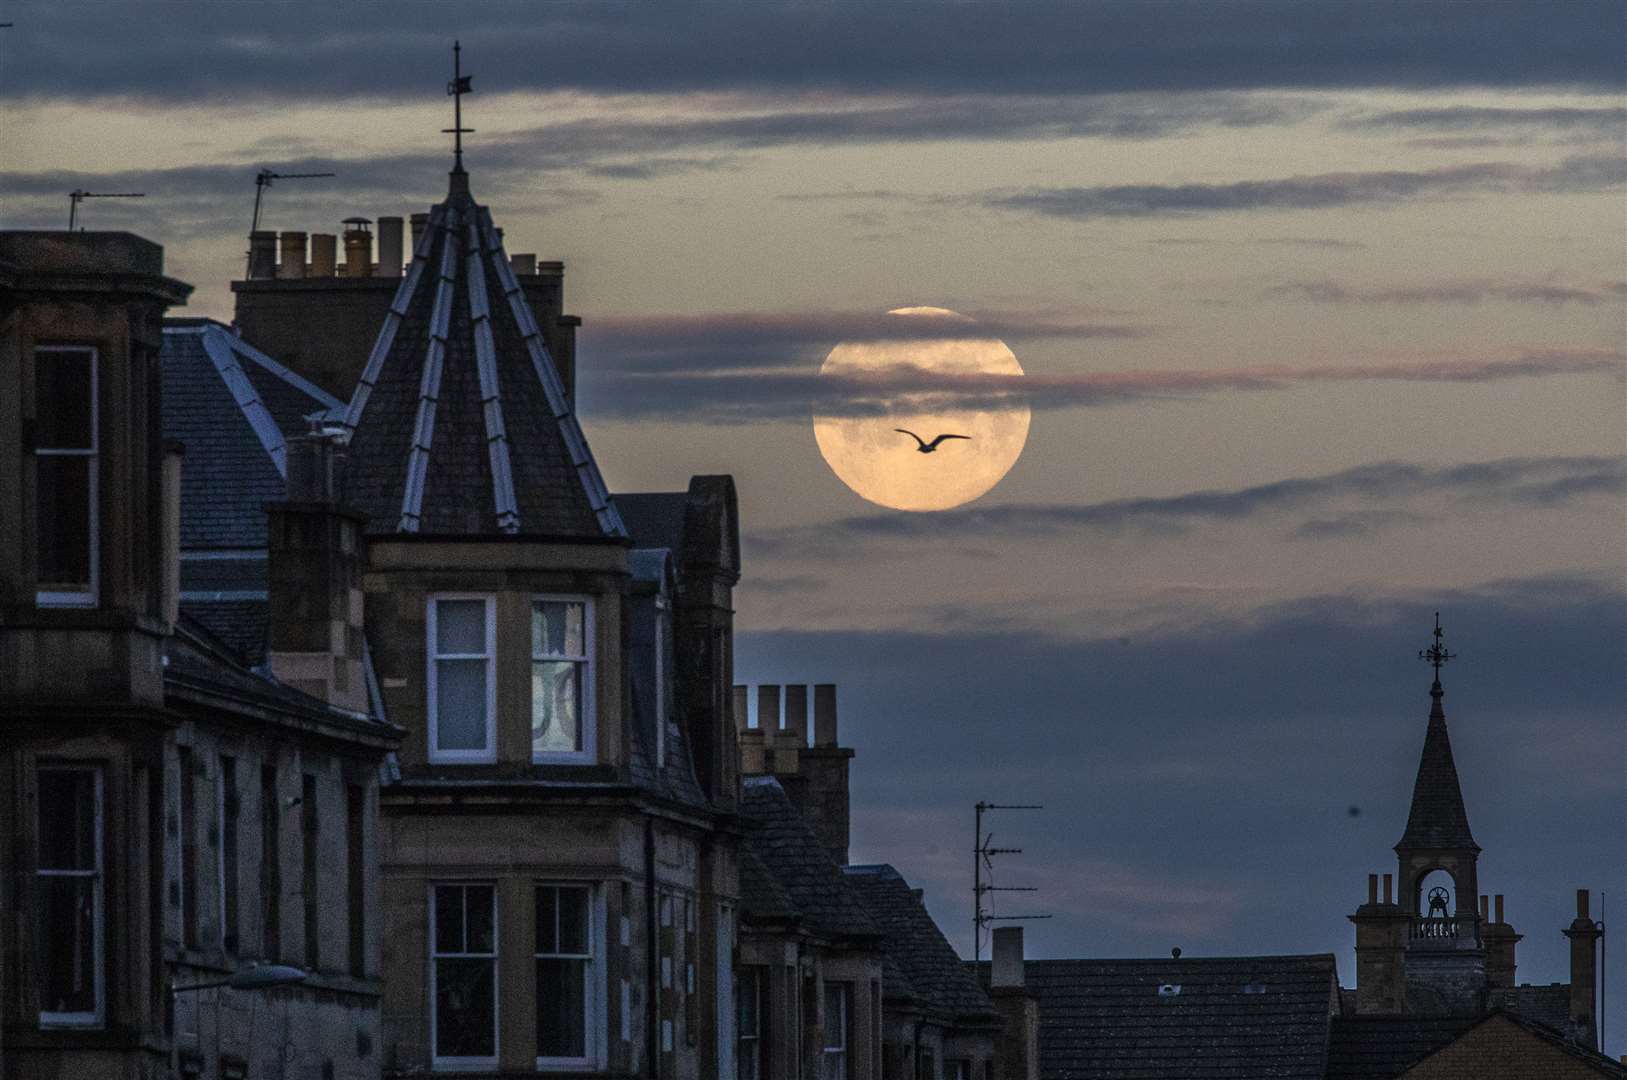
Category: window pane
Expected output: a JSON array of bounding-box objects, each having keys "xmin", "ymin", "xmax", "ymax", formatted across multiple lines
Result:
[
  {"xmin": 435, "ymin": 599, "xmax": 487, "ymax": 655},
  {"xmin": 35, "ymin": 350, "xmax": 94, "ymax": 450},
  {"xmin": 38, "ymin": 771, "xmax": 96, "ymax": 870},
  {"xmin": 556, "ymin": 886, "xmax": 589, "ymax": 954},
  {"xmin": 531, "ymin": 661, "xmax": 581, "ymax": 753},
  {"xmin": 532, "ymin": 601, "xmax": 584, "ymax": 658},
  {"xmin": 434, "ymin": 957, "xmax": 495, "ymax": 1058},
  {"xmin": 465, "ymin": 885, "xmax": 495, "ymax": 953},
  {"xmin": 36, "ymin": 456, "xmax": 92, "ymax": 593},
  {"xmin": 536, "ymin": 885, "xmax": 558, "ymax": 954},
  {"xmin": 434, "ymin": 885, "xmax": 465, "ymax": 953},
  {"xmin": 536, "ymin": 958, "xmax": 586, "ymax": 1058},
  {"xmin": 435, "ymin": 659, "xmax": 488, "ymax": 751},
  {"xmin": 37, "ymin": 876, "xmax": 96, "ymax": 1015}
]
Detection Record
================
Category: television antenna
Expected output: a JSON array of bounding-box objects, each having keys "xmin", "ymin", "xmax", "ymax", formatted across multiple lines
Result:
[
  {"xmin": 250, "ymin": 169, "xmax": 336, "ymax": 233},
  {"xmin": 68, "ymin": 190, "xmax": 144, "ymax": 231},
  {"xmin": 973, "ymin": 801, "xmax": 1051, "ymax": 963}
]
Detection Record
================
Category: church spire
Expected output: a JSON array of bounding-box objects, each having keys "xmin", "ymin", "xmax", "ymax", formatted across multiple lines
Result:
[{"xmin": 1396, "ymin": 614, "xmax": 1479, "ymax": 853}]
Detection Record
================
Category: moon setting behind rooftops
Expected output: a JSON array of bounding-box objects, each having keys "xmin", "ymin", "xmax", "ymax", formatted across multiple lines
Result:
[{"xmin": 814, "ymin": 307, "xmax": 1031, "ymax": 512}]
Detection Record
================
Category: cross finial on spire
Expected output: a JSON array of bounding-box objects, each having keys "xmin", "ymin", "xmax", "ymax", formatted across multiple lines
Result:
[
  {"xmin": 443, "ymin": 40, "xmax": 475, "ymax": 175},
  {"xmin": 1418, "ymin": 611, "xmax": 1455, "ymax": 688}
]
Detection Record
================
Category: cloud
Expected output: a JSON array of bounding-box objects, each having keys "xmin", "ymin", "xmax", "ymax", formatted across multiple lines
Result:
[
  {"xmin": 1269, "ymin": 276, "xmax": 1627, "ymax": 306},
  {"xmin": 581, "ymin": 345, "xmax": 1625, "ymax": 423},
  {"xmin": 1341, "ymin": 105, "xmax": 1627, "ymax": 139},
  {"xmin": 980, "ymin": 155, "xmax": 1627, "ymax": 221},
  {"xmin": 744, "ymin": 456, "xmax": 1626, "ymax": 556},
  {"xmin": 5, "ymin": 2, "xmax": 1622, "ymax": 104}
]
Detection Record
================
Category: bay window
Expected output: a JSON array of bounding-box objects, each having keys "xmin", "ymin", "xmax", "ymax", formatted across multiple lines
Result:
[
  {"xmin": 34, "ymin": 346, "xmax": 98, "ymax": 606},
  {"xmin": 428, "ymin": 596, "xmax": 496, "ymax": 763},
  {"xmin": 531, "ymin": 597, "xmax": 594, "ymax": 762},
  {"xmin": 536, "ymin": 882, "xmax": 602, "ymax": 1069},
  {"xmin": 36, "ymin": 766, "xmax": 103, "ymax": 1026},
  {"xmin": 430, "ymin": 883, "xmax": 497, "ymax": 1068}
]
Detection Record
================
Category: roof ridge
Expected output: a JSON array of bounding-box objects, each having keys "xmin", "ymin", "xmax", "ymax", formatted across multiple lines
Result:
[{"xmin": 197, "ymin": 325, "xmax": 289, "ymax": 479}]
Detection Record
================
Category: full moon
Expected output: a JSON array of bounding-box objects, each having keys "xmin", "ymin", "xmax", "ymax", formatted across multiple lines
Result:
[{"xmin": 814, "ymin": 307, "xmax": 1030, "ymax": 511}]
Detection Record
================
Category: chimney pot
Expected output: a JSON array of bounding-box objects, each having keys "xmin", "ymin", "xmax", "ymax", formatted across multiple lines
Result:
[
  {"xmin": 732, "ymin": 685, "xmax": 749, "ymax": 732},
  {"xmin": 1383, "ymin": 873, "xmax": 1393, "ymax": 904},
  {"xmin": 410, "ymin": 212, "xmax": 429, "ymax": 253},
  {"xmin": 1577, "ymin": 888, "xmax": 1590, "ymax": 920},
  {"xmin": 512, "ymin": 253, "xmax": 537, "ymax": 276},
  {"xmin": 814, "ymin": 683, "xmax": 839, "ymax": 747},
  {"xmin": 1495, "ymin": 894, "xmax": 1505, "ymax": 924},
  {"xmin": 784, "ymin": 685, "xmax": 808, "ymax": 747},
  {"xmin": 757, "ymin": 685, "xmax": 781, "ymax": 734},
  {"xmin": 342, "ymin": 218, "xmax": 371, "ymax": 278},
  {"xmin": 991, "ymin": 926, "xmax": 1025, "ymax": 989},
  {"xmin": 248, "ymin": 230, "xmax": 277, "ymax": 279},
  {"xmin": 1480, "ymin": 895, "xmax": 1490, "ymax": 921},
  {"xmin": 309, "ymin": 233, "xmax": 338, "ymax": 277},
  {"xmin": 277, "ymin": 231, "xmax": 307, "ymax": 279},
  {"xmin": 376, "ymin": 216, "xmax": 404, "ymax": 277},
  {"xmin": 1368, "ymin": 873, "xmax": 1379, "ymax": 905}
]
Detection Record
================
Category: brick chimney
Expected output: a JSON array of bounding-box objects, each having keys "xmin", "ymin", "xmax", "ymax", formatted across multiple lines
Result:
[
  {"xmin": 1350, "ymin": 872, "xmax": 1410, "ymax": 1013},
  {"xmin": 1563, "ymin": 888, "xmax": 1602, "ymax": 1048},
  {"xmin": 1482, "ymin": 894, "xmax": 1521, "ymax": 989},
  {"xmin": 797, "ymin": 684, "xmax": 853, "ymax": 864},
  {"xmin": 990, "ymin": 927, "xmax": 1039, "ymax": 1080},
  {"xmin": 266, "ymin": 428, "xmax": 368, "ymax": 711}
]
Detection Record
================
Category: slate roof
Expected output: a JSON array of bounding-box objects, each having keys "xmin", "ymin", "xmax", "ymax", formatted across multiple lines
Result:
[
  {"xmin": 1324, "ymin": 1015, "xmax": 1478, "ymax": 1080},
  {"xmin": 617, "ymin": 492, "xmax": 689, "ymax": 551},
  {"xmin": 844, "ymin": 864, "xmax": 998, "ymax": 1027},
  {"xmin": 161, "ymin": 320, "xmax": 341, "ymax": 549},
  {"xmin": 342, "ymin": 179, "xmax": 624, "ymax": 539},
  {"xmin": 1395, "ymin": 683, "xmax": 1478, "ymax": 853},
  {"xmin": 1486, "ymin": 982, "xmax": 1572, "ymax": 1030},
  {"xmin": 739, "ymin": 777, "xmax": 879, "ymax": 943},
  {"xmin": 975, "ymin": 954, "xmax": 1340, "ymax": 1080}
]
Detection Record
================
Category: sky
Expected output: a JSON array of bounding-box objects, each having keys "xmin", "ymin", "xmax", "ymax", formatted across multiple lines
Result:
[{"xmin": 4, "ymin": 0, "xmax": 1623, "ymax": 1052}]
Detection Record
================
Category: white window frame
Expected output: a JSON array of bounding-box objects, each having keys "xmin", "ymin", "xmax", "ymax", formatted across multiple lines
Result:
[
  {"xmin": 429, "ymin": 882, "xmax": 499, "ymax": 1071},
  {"xmin": 534, "ymin": 881, "xmax": 606, "ymax": 1071},
  {"xmin": 530, "ymin": 595, "xmax": 596, "ymax": 765},
  {"xmin": 36, "ymin": 765, "xmax": 105, "ymax": 1028},
  {"xmin": 34, "ymin": 345, "xmax": 99, "ymax": 608},
  {"xmin": 427, "ymin": 595, "xmax": 498, "ymax": 764}
]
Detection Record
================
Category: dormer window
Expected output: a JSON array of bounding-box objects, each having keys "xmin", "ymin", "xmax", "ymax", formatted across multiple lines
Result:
[
  {"xmin": 34, "ymin": 346, "xmax": 98, "ymax": 607},
  {"xmin": 532, "ymin": 597, "xmax": 594, "ymax": 763},
  {"xmin": 427, "ymin": 596, "xmax": 497, "ymax": 763}
]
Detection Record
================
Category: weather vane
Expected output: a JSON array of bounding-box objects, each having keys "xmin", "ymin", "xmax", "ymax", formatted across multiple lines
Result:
[
  {"xmin": 443, "ymin": 40, "xmax": 474, "ymax": 173},
  {"xmin": 1418, "ymin": 611, "xmax": 1454, "ymax": 681}
]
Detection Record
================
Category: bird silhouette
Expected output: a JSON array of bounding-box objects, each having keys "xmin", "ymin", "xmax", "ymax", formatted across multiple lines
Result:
[{"xmin": 895, "ymin": 428, "xmax": 971, "ymax": 453}]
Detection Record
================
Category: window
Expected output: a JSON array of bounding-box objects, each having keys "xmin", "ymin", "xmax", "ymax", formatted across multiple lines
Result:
[
  {"xmin": 346, "ymin": 784, "xmax": 365, "ymax": 977},
  {"xmin": 654, "ymin": 598, "xmax": 667, "ymax": 767},
  {"xmin": 36, "ymin": 766, "xmax": 103, "ymax": 1026},
  {"xmin": 259, "ymin": 765, "xmax": 281, "ymax": 960},
  {"xmin": 531, "ymin": 597, "xmax": 594, "ymax": 762},
  {"xmin": 823, "ymin": 982, "xmax": 851, "ymax": 1080},
  {"xmin": 535, "ymin": 883, "xmax": 598, "ymax": 1067},
  {"xmin": 219, "ymin": 756, "xmax": 239, "ymax": 952},
  {"xmin": 428, "ymin": 596, "xmax": 497, "ymax": 763},
  {"xmin": 944, "ymin": 1060, "xmax": 972, "ymax": 1080},
  {"xmin": 34, "ymin": 346, "xmax": 98, "ymax": 606},
  {"xmin": 301, "ymin": 775, "xmax": 318, "ymax": 970},
  {"xmin": 738, "ymin": 966, "xmax": 767, "ymax": 1080},
  {"xmin": 178, "ymin": 746, "xmax": 197, "ymax": 950},
  {"xmin": 431, "ymin": 883, "xmax": 497, "ymax": 1067}
]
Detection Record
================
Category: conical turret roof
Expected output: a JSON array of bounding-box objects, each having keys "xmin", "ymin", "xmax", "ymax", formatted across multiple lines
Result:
[
  {"xmin": 341, "ymin": 179, "xmax": 625, "ymax": 539},
  {"xmin": 1395, "ymin": 681, "xmax": 1479, "ymax": 852}
]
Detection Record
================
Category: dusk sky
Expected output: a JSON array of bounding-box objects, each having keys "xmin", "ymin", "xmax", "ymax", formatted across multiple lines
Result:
[{"xmin": 4, "ymin": 1, "xmax": 1623, "ymax": 1054}]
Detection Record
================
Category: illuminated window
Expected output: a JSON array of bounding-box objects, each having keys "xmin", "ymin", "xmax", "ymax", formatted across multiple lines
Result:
[
  {"xmin": 531, "ymin": 597, "xmax": 594, "ymax": 762},
  {"xmin": 34, "ymin": 346, "xmax": 98, "ymax": 606}
]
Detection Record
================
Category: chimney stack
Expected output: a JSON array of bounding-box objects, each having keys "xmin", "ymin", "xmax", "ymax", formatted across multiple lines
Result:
[
  {"xmin": 375, "ymin": 216, "xmax": 403, "ymax": 278},
  {"xmin": 277, "ymin": 231, "xmax": 307, "ymax": 278},
  {"xmin": 266, "ymin": 428, "xmax": 368, "ymax": 712},
  {"xmin": 1350, "ymin": 871, "xmax": 1408, "ymax": 1013},
  {"xmin": 342, "ymin": 218, "xmax": 371, "ymax": 278},
  {"xmin": 1484, "ymin": 893, "xmax": 1521, "ymax": 989},
  {"xmin": 1563, "ymin": 888, "xmax": 1602, "ymax": 1048},
  {"xmin": 990, "ymin": 927, "xmax": 1040, "ymax": 1080},
  {"xmin": 248, "ymin": 230, "xmax": 277, "ymax": 279},
  {"xmin": 794, "ymin": 684, "xmax": 853, "ymax": 864},
  {"xmin": 309, "ymin": 233, "xmax": 337, "ymax": 278}
]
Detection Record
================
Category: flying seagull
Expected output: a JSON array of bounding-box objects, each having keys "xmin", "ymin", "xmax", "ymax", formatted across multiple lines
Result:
[{"xmin": 895, "ymin": 428, "xmax": 972, "ymax": 453}]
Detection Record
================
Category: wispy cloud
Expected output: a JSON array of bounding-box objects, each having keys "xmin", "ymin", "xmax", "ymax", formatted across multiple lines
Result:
[
  {"xmin": 745, "ymin": 456, "xmax": 1626, "ymax": 556},
  {"xmin": 1341, "ymin": 105, "xmax": 1627, "ymax": 140},
  {"xmin": 980, "ymin": 155, "xmax": 1626, "ymax": 221},
  {"xmin": 1268, "ymin": 276, "xmax": 1627, "ymax": 306}
]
